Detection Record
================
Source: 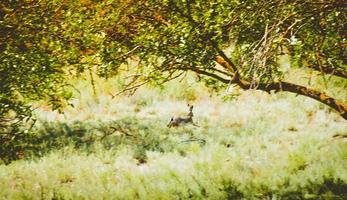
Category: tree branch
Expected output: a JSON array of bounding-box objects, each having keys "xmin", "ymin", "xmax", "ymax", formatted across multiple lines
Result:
[
  {"xmin": 307, "ymin": 65, "xmax": 347, "ymax": 79},
  {"xmin": 213, "ymin": 56, "xmax": 347, "ymax": 119},
  {"xmin": 186, "ymin": 67, "xmax": 233, "ymax": 84},
  {"xmin": 242, "ymin": 81, "xmax": 347, "ymax": 119}
]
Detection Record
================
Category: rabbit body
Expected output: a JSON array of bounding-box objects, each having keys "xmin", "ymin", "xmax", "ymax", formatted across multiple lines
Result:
[{"xmin": 167, "ymin": 105, "xmax": 198, "ymax": 127}]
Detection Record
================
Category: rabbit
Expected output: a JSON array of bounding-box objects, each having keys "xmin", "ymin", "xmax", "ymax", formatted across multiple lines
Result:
[{"xmin": 167, "ymin": 104, "xmax": 199, "ymax": 127}]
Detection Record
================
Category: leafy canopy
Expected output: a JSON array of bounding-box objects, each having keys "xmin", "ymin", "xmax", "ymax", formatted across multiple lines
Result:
[
  {"xmin": 1, "ymin": 0, "xmax": 346, "ymax": 118},
  {"xmin": 0, "ymin": 0, "xmax": 346, "ymax": 160}
]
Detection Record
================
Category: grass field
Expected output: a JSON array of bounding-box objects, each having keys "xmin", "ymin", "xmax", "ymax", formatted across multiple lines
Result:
[{"xmin": 0, "ymin": 76, "xmax": 346, "ymax": 199}]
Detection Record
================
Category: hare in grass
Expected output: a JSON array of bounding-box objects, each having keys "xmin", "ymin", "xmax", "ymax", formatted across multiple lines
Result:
[{"xmin": 167, "ymin": 104, "xmax": 199, "ymax": 128}]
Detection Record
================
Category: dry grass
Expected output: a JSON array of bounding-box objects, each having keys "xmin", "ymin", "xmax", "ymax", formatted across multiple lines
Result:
[{"xmin": 1, "ymin": 76, "xmax": 346, "ymax": 199}]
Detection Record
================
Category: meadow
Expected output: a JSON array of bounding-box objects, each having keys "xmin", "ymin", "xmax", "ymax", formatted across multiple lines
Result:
[
  {"xmin": 0, "ymin": 75, "xmax": 346, "ymax": 200},
  {"xmin": 1, "ymin": 1, "xmax": 347, "ymax": 199}
]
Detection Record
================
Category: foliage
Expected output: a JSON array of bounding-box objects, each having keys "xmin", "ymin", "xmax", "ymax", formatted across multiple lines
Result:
[
  {"xmin": 1, "ymin": 0, "xmax": 347, "ymax": 166},
  {"xmin": 0, "ymin": 0, "xmax": 71, "ymax": 161},
  {"xmin": 85, "ymin": 0, "xmax": 347, "ymax": 117},
  {"xmin": 92, "ymin": 0, "xmax": 346, "ymax": 81},
  {"xmin": 0, "ymin": 1, "xmax": 346, "ymax": 198},
  {"xmin": 2, "ymin": 0, "xmax": 346, "ymax": 120}
]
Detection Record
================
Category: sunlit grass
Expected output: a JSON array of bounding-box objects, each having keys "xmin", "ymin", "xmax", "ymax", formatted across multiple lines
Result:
[
  {"xmin": 1, "ymin": 76, "xmax": 346, "ymax": 199},
  {"xmin": 0, "ymin": 120, "xmax": 345, "ymax": 199}
]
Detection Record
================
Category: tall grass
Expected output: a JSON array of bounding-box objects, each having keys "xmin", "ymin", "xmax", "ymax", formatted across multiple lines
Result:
[{"xmin": 1, "ymin": 75, "xmax": 346, "ymax": 199}]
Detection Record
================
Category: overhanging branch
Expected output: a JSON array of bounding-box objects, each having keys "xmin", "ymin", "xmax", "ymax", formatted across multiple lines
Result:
[
  {"xmin": 241, "ymin": 81, "xmax": 347, "ymax": 119},
  {"xmin": 178, "ymin": 66, "xmax": 232, "ymax": 84},
  {"xmin": 307, "ymin": 65, "xmax": 347, "ymax": 79},
  {"xmin": 213, "ymin": 56, "xmax": 347, "ymax": 119}
]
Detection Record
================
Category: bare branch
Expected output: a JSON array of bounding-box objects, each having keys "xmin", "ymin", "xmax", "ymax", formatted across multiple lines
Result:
[{"xmin": 112, "ymin": 80, "xmax": 149, "ymax": 97}]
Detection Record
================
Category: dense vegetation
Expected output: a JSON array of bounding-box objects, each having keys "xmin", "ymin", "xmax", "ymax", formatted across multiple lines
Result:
[{"xmin": 0, "ymin": 0, "xmax": 346, "ymax": 199}]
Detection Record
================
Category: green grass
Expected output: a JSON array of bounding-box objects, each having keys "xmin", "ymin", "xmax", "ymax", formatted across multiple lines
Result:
[{"xmin": 1, "ymin": 76, "xmax": 347, "ymax": 199}]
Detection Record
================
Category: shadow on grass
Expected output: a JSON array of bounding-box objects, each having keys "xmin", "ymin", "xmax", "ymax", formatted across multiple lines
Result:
[
  {"xmin": 8, "ymin": 117, "xmax": 177, "ymax": 164},
  {"xmin": 1, "ymin": 118, "xmax": 346, "ymax": 198}
]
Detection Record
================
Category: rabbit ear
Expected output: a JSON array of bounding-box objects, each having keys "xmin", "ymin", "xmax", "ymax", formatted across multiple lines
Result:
[{"xmin": 167, "ymin": 117, "xmax": 173, "ymax": 127}]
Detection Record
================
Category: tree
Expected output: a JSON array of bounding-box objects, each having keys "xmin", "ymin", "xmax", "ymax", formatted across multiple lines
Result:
[
  {"xmin": 93, "ymin": 0, "xmax": 347, "ymax": 119},
  {"xmin": 0, "ymin": 0, "xmax": 346, "ymax": 162},
  {"xmin": 0, "ymin": 0, "xmax": 107, "ymax": 162},
  {"xmin": 1, "ymin": 0, "xmax": 346, "ymax": 123},
  {"xmin": 0, "ymin": 0, "xmax": 74, "ymax": 162}
]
